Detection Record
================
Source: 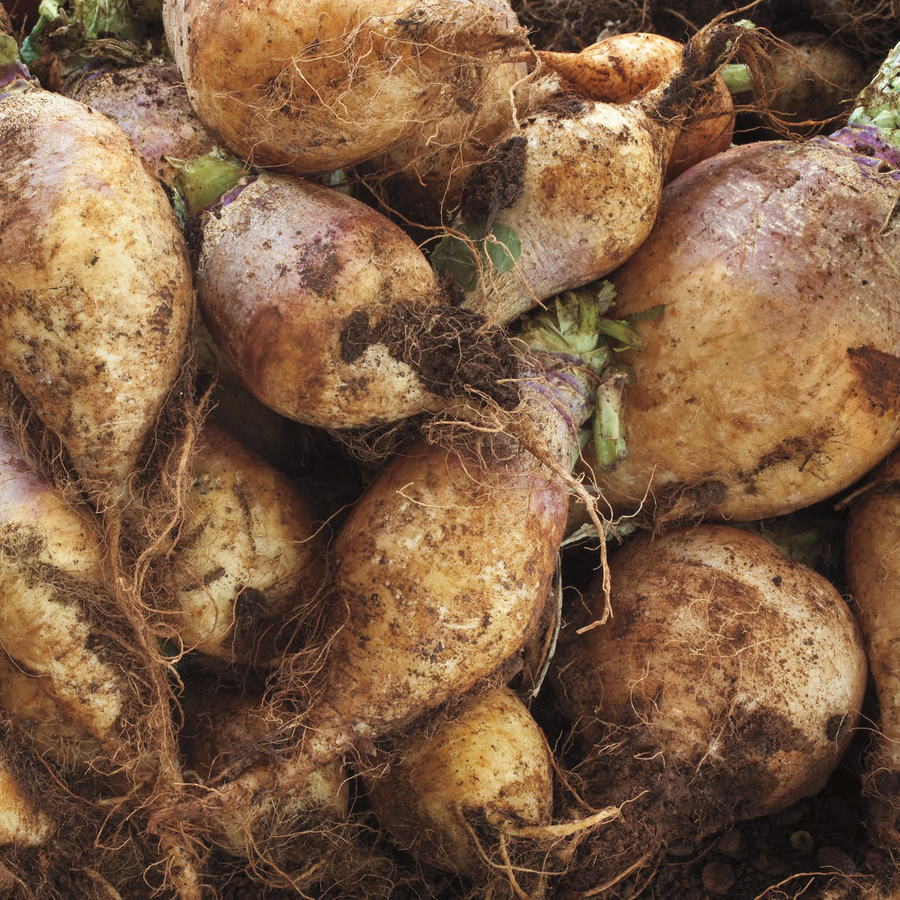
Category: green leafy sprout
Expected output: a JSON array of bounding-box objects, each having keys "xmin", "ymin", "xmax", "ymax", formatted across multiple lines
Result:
[
  {"xmin": 515, "ymin": 280, "xmax": 663, "ymax": 472},
  {"xmin": 430, "ymin": 219, "xmax": 522, "ymax": 292}
]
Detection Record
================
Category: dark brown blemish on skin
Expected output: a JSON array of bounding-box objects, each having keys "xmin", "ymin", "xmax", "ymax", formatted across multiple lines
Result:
[
  {"xmin": 296, "ymin": 228, "xmax": 341, "ymax": 294},
  {"xmin": 338, "ymin": 310, "xmax": 372, "ymax": 364},
  {"xmin": 848, "ymin": 346, "xmax": 900, "ymax": 412},
  {"xmin": 339, "ymin": 305, "xmax": 521, "ymax": 410}
]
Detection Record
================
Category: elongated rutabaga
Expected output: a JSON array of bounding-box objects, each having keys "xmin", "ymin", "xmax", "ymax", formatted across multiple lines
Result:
[{"xmin": 0, "ymin": 48, "xmax": 193, "ymax": 502}]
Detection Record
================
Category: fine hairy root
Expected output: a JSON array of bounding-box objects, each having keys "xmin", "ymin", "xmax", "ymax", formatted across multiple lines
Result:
[{"xmin": 0, "ymin": 341, "xmax": 212, "ymax": 897}]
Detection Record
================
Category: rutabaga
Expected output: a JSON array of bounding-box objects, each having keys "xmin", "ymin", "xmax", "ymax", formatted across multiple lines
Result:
[
  {"xmin": 0, "ymin": 60, "xmax": 193, "ymax": 502},
  {"xmin": 582, "ymin": 40, "xmax": 900, "ymax": 522}
]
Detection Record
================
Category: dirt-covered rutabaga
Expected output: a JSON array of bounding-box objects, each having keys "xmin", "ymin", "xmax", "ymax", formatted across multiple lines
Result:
[
  {"xmin": 196, "ymin": 171, "xmax": 517, "ymax": 429},
  {"xmin": 61, "ymin": 62, "xmax": 216, "ymax": 188},
  {"xmin": 180, "ymin": 680, "xmax": 350, "ymax": 865},
  {"xmin": 308, "ymin": 436, "xmax": 568, "ymax": 741},
  {"xmin": 172, "ymin": 422, "xmax": 327, "ymax": 666},
  {"xmin": 0, "ymin": 427, "xmax": 130, "ymax": 759},
  {"xmin": 444, "ymin": 24, "xmax": 751, "ymax": 326},
  {"xmin": 845, "ymin": 454, "xmax": 900, "ymax": 852},
  {"xmin": 555, "ymin": 525, "xmax": 866, "ymax": 870},
  {"xmin": 366, "ymin": 686, "xmax": 553, "ymax": 882},
  {"xmin": 151, "ymin": 291, "xmax": 606, "ymax": 843},
  {"xmin": 0, "ymin": 85, "xmax": 193, "ymax": 500},
  {"xmin": 533, "ymin": 32, "xmax": 734, "ymax": 178},
  {"xmin": 582, "ymin": 67, "xmax": 900, "ymax": 520},
  {"xmin": 163, "ymin": 0, "xmax": 526, "ymax": 174}
]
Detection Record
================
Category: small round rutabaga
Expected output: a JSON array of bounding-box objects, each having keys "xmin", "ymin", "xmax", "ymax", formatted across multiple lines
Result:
[
  {"xmin": 459, "ymin": 94, "xmax": 676, "ymax": 325},
  {"xmin": 0, "ymin": 87, "xmax": 193, "ymax": 499},
  {"xmin": 452, "ymin": 23, "xmax": 744, "ymax": 325},
  {"xmin": 556, "ymin": 525, "xmax": 867, "ymax": 839},
  {"xmin": 366, "ymin": 686, "xmax": 553, "ymax": 878},
  {"xmin": 584, "ymin": 137, "xmax": 900, "ymax": 521}
]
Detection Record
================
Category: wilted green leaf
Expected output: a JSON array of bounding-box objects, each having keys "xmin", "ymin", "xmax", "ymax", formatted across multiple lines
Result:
[
  {"xmin": 431, "ymin": 220, "xmax": 522, "ymax": 292},
  {"xmin": 484, "ymin": 222, "xmax": 521, "ymax": 274}
]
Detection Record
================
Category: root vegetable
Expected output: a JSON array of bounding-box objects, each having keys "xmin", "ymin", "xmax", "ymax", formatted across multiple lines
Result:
[
  {"xmin": 444, "ymin": 22, "xmax": 754, "ymax": 325},
  {"xmin": 845, "ymin": 453, "xmax": 900, "ymax": 851},
  {"xmin": 163, "ymin": 0, "xmax": 527, "ymax": 174},
  {"xmin": 555, "ymin": 525, "xmax": 866, "ymax": 862},
  {"xmin": 180, "ymin": 679, "xmax": 349, "ymax": 866},
  {"xmin": 172, "ymin": 422, "xmax": 327, "ymax": 666},
  {"xmin": 0, "ymin": 425, "xmax": 132, "ymax": 763},
  {"xmin": 365, "ymin": 685, "xmax": 553, "ymax": 882},
  {"xmin": 0, "ymin": 74, "xmax": 193, "ymax": 501},
  {"xmin": 532, "ymin": 31, "xmax": 735, "ymax": 178},
  {"xmin": 762, "ymin": 33, "xmax": 867, "ymax": 135},
  {"xmin": 151, "ymin": 285, "xmax": 611, "ymax": 846},
  {"xmin": 0, "ymin": 652, "xmax": 110, "ymax": 779},
  {"xmin": 61, "ymin": 62, "xmax": 217, "ymax": 188},
  {"xmin": 189, "ymin": 164, "xmax": 519, "ymax": 430},
  {"xmin": 581, "ymin": 42, "xmax": 900, "ymax": 522}
]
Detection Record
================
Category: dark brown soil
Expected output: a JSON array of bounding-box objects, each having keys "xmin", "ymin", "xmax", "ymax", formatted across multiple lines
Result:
[
  {"xmin": 340, "ymin": 305, "xmax": 522, "ymax": 411},
  {"xmin": 460, "ymin": 135, "xmax": 528, "ymax": 229}
]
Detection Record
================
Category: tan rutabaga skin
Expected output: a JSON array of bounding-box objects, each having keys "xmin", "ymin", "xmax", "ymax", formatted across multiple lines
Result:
[
  {"xmin": 585, "ymin": 138, "xmax": 900, "ymax": 522},
  {"xmin": 197, "ymin": 174, "xmax": 451, "ymax": 429},
  {"xmin": 534, "ymin": 33, "xmax": 734, "ymax": 178},
  {"xmin": 173, "ymin": 422, "xmax": 327, "ymax": 666},
  {"xmin": 61, "ymin": 62, "xmax": 217, "ymax": 188},
  {"xmin": 845, "ymin": 453, "xmax": 900, "ymax": 848},
  {"xmin": 556, "ymin": 525, "xmax": 867, "ymax": 842},
  {"xmin": 459, "ymin": 87, "xmax": 681, "ymax": 326},
  {"xmin": 180, "ymin": 682, "xmax": 349, "ymax": 861},
  {"xmin": 163, "ymin": 0, "xmax": 525, "ymax": 174},
  {"xmin": 0, "ymin": 86, "xmax": 193, "ymax": 500},
  {"xmin": 0, "ymin": 428, "xmax": 134, "ymax": 766},
  {"xmin": 0, "ymin": 652, "xmax": 112, "ymax": 779},
  {"xmin": 366, "ymin": 685, "xmax": 553, "ymax": 879},
  {"xmin": 0, "ymin": 747, "xmax": 55, "ymax": 847}
]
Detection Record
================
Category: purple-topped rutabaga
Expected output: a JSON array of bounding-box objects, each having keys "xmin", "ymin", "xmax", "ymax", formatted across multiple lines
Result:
[{"xmin": 580, "ymin": 39, "xmax": 900, "ymax": 524}]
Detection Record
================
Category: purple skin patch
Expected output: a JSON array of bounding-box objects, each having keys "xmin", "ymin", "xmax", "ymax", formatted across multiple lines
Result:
[
  {"xmin": 823, "ymin": 125, "xmax": 900, "ymax": 181},
  {"xmin": 219, "ymin": 176, "xmax": 258, "ymax": 210},
  {"xmin": 0, "ymin": 64, "xmax": 34, "ymax": 94}
]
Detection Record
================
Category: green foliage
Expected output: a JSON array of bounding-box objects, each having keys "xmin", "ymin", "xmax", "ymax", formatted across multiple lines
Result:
[{"xmin": 430, "ymin": 220, "xmax": 522, "ymax": 292}]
